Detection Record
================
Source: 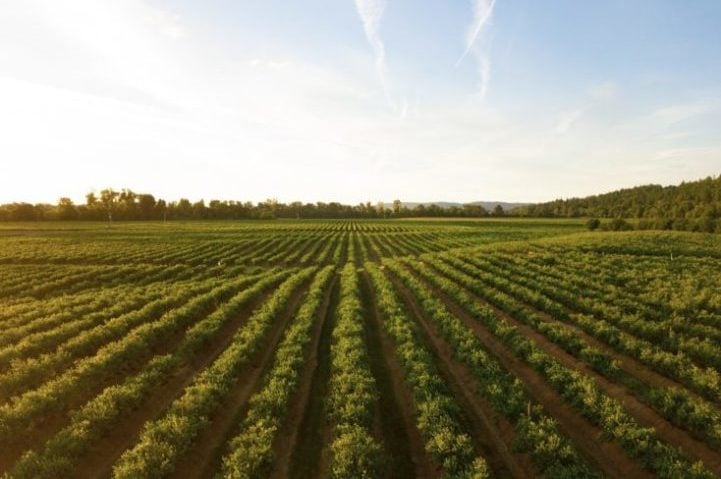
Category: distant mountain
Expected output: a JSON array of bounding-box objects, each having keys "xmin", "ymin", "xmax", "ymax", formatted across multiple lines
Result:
[{"xmin": 383, "ymin": 201, "xmax": 529, "ymax": 211}]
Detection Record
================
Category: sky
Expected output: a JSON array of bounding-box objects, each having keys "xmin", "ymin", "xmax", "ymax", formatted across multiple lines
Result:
[{"xmin": 1, "ymin": 0, "xmax": 720, "ymax": 205}]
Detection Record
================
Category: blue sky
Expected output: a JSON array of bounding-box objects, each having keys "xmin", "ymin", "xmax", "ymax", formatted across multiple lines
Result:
[{"xmin": 1, "ymin": 0, "xmax": 720, "ymax": 204}]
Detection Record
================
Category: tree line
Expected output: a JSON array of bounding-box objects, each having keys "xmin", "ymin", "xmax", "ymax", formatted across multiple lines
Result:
[
  {"xmin": 0, "ymin": 189, "xmax": 498, "ymax": 221},
  {"xmin": 3, "ymin": 174, "xmax": 718, "ymax": 231},
  {"xmin": 515, "ymin": 174, "xmax": 721, "ymax": 232}
]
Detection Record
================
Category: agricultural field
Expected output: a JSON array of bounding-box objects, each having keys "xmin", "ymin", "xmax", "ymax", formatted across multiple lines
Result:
[{"xmin": 1, "ymin": 219, "xmax": 721, "ymax": 478}]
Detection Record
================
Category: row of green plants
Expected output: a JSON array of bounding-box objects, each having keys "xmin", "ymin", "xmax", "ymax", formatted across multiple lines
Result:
[
  {"xmin": 447, "ymin": 253, "xmax": 721, "ymax": 406},
  {"xmin": 421, "ymin": 256, "xmax": 713, "ymax": 478},
  {"xmin": 285, "ymin": 233, "xmax": 322, "ymax": 264},
  {"xmin": 312, "ymin": 232, "xmax": 339, "ymax": 265},
  {"xmin": 0, "ymin": 266, "xmax": 68, "ymax": 295},
  {"xmin": 426, "ymin": 255, "xmax": 721, "ymax": 450},
  {"xmin": 387, "ymin": 259, "xmax": 600, "ymax": 478},
  {"xmin": 111, "ymin": 267, "xmax": 316, "ymax": 478},
  {"xmin": 0, "ymin": 265, "xmax": 126, "ymax": 297},
  {"xmin": 0, "ymin": 272, "xmax": 265, "ymax": 442},
  {"xmin": 220, "ymin": 265, "xmax": 335, "ymax": 478},
  {"xmin": 0, "ymin": 282, "xmax": 173, "ymax": 371},
  {"xmin": 485, "ymin": 252, "xmax": 721, "ymax": 358},
  {"xmin": 0, "ymin": 280, "xmax": 167, "ymax": 344},
  {"xmin": 299, "ymin": 232, "xmax": 337, "ymax": 264},
  {"xmin": 7, "ymin": 269, "xmax": 290, "ymax": 478},
  {"xmin": 0, "ymin": 279, "xmax": 220, "ymax": 401},
  {"xmin": 499, "ymin": 250, "xmax": 721, "ymax": 382},
  {"xmin": 365, "ymin": 262, "xmax": 491, "ymax": 478},
  {"xmin": 477, "ymin": 252, "xmax": 721, "ymax": 369},
  {"xmin": 327, "ymin": 263, "xmax": 382, "ymax": 478}
]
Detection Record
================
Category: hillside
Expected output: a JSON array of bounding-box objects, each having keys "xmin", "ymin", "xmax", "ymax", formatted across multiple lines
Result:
[{"xmin": 516, "ymin": 175, "xmax": 721, "ymax": 220}]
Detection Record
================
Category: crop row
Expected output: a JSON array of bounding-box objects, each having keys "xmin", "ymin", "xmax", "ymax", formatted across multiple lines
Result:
[
  {"xmin": 448, "ymin": 253, "xmax": 721, "ymax": 405},
  {"xmin": 327, "ymin": 263, "xmax": 383, "ymax": 477},
  {"xmin": 111, "ymin": 266, "xmax": 316, "ymax": 478},
  {"xmin": 0, "ymin": 271, "xmax": 273, "ymax": 442},
  {"xmin": 385, "ymin": 259, "xmax": 600, "ymax": 477},
  {"xmin": 417, "ymin": 255, "xmax": 713, "ymax": 478},
  {"xmin": 220, "ymin": 265, "xmax": 334, "ymax": 477},
  {"xmin": 424, "ymin": 254, "xmax": 721, "ymax": 451},
  {"xmin": 366, "ymin": 262, "xmax": 491, "ymax": 478},
  {"xmin": 8, "ymin": 269, "xmax": 291, "ymax": 478}
]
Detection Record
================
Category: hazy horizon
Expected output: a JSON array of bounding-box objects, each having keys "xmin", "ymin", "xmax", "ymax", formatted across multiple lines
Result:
[{"xmin": 2, "ymin": 1, "xmax": 720, "ymax": 205}]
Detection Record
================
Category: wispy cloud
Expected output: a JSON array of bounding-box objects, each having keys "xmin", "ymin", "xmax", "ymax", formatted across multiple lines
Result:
[
  {"xmin": 456, "ymin": 0, "xmax": 496, "ymax": 100},
  {"xmin": 353, "ymin": 0, "xmax": 393, "ymax": 108},
  {"xmin": 644, "ymin": 102, "xmax": 715, "ymax": 127},
  {"xmin": 553, "ymin": 109, "xmax": 584, "ymax": 135},
  {"xmin": 457, "ymin": 0, "xmax": 496, "ymax": 66}
]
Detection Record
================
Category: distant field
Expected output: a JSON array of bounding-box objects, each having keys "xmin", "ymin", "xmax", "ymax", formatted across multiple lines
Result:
[{"xmin": 1, "ymin": 219, "xmax": 721, "ymax": 478}]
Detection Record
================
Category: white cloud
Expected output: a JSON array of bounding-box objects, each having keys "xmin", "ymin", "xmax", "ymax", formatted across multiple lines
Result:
[
  {"xmin": 0, "ymin": 1, "xmax": 719, "ymax": 206},
  {"xmin": 457, "ymin": 0, "xmax": 496, "ymax": 100},
  {"xmin": 353, "ymin": 0, "xmax": 393, "ymax": 108},
  {"xmin": 643, "ymin": 103, "xmax": 715, "ymax": 127},
  {"xmin": 553, "ymin": 109, "xmax": 584, "ymax": 135},
  {"xmin": 457, "ymin": 0, "xmax": 496, "ymax": 65}
]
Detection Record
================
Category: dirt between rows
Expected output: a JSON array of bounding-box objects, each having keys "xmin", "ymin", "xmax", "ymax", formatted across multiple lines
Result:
[
  {"xmin": 442, "ymin": 262, "xmax": 721, "ymax": 475},
  {"xmin": 385, "ymin": 271, "xmax": 537, "ymax": 479},
  {"xmin": 394, "ymin": 265, "xmax": 653, "ymax": 479},
  {"xmin": 70, "ymin": 281, "xmax": 293, "ymax": 478},
  {"xmin": 167, "ymin": 282, "xmax": 312, "ymax": 479},
  {"xmin": 466, "ymin": 256, "xmax": 721, "ymax": 405},
  {"xmin": 270, "ymin": 274, "xmax": 338, "ymax": 478},
  {"xmin": 362, "ymin": 235, "xmax": 381, "ymax": 263},
  {"xmin": 0, "ymin": 283, "xmax": 248, "ymax": 472},
  {"xmin": 361, "ymin": 270, "xmax": 439, "ymax": 478}
]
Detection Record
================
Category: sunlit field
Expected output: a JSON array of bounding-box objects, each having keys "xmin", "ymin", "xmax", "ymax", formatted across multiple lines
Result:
[{"xmin": 1, "ymin": 219, "xmax": 720, "ymax": 478}]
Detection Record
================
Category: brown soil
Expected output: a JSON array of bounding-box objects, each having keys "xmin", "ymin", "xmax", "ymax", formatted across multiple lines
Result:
[
  {"xmin": 0, "ymin": 285, "xmax": 248, "ymax": 472},
  {"xmin": 394, "ymin": 268, "xmax": 653, "ymax": 479},
  {"xmin": 287, "ymin": 275, "xmax": 337, "ymax": 479},
  {"xmin": 469, "ymin": 257, "xmax": 719, "ymax": 403},
  {"xmin": 69, "ymin": 284, "xmax": 288, "ymax": 479},
  {"xmin": 386, "ymin": 272, "xmax": 537, "ymax": 479},
  {"xmin": 270, "ymin": 273, "xmax": 338, "ymax": 479},
  {"xmin": 166, "ymin": 283, "xmax": 311, "ymax": 479},
  {"xmin": 368, "ymin": 234, "xmax": 392, "ymax": 258},
  {"xmin": 360, "ymin": 271, "xmax": 438, "ymax": 478},
  {"xmin": 362, "ymin": 234, "xmax": 381, "ymax": 263},
  {"xmin": 441, "ymin": 265, "xmax": 721, "ymax": 473}
]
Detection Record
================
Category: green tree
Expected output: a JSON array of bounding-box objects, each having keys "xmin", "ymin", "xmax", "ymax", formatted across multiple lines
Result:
[
  {"xmin": 392, "ymin": 199, "xmax": 402, "ymax": 216},
  {"xmin": 586, "ymin": 218, "xmax": 601, "ymax": 231},
  {"xmin": 57, "ymin": 197, "xmax": 78, "ymax": 220}
]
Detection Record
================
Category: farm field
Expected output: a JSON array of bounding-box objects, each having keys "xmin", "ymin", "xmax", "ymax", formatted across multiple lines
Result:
[{"xmin": 1, "ymin": 219, "xmax": 721, "ymax": 478}]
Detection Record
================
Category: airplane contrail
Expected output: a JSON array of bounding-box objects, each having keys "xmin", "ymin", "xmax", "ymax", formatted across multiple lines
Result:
[
  {"xmin": 353, "ymin": 0, "xmax": 394, "ymax": 109},
  {"xmin": 456, "ymin": 0, "xmax": 496, "ymax": 67}
]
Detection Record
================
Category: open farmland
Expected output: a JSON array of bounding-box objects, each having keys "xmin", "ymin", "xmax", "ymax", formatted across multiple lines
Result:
[{"xmin": 1, "ymin": 220, "xmax": 721, "ymax": 478}]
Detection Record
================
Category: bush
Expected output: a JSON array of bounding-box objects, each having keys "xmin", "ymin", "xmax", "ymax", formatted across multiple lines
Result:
[
  {"xmin": 606, "ymin": 218, "xmax": 633, "ymax": 231},
  {"xmin": 586, "ymin": 218, "xmax": 601, "ymax": 231}
]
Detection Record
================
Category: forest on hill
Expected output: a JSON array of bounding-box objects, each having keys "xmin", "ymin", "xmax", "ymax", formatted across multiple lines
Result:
[
  {"xmin": 0, "ymin": 175, "xmax": 719, "ymax": 233},
  {"xmin": 517, "ymin": 175, "xmax": 721, "ymax": 219}
]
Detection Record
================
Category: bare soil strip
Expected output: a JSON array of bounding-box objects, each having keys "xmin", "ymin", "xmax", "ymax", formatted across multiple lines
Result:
[
  {"xmin": 167, "ymin": 283, "xmax": 312, "ymax": 479},
  {"xmin": 386, "ymin": 272, "xmax": 537, "ymax": 479},
  {"xmin": 269, "ymin": 274, "xmax": 338, "ymax": 479},
  {"xmin": 468, "ymin": 259, "xmax": 718, "ymax": 403},
  {"xmin": 287, "ymin": 279, "xmax": 338, "ymax": 479},
  {"xmin": 451, "ymin": 273, "xmax": 721, "ymax": 474},
  {"xmin": 396, "ymin": 270, "xmax": 653, "ymax": 478},
  {"xmin": 0, "ymin": 286, "xmax": 244, "ymax": 470},
  {"xmin": 69, "ymin": 286, "xmax": 285, "ymax": 478},
  {"xmin": 362, "ymin": 235, "xmax": 381, "ymax": 262},
  {"xmin": 360, "ymin": 271, "xmax": 435, "ymax": 479}
]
